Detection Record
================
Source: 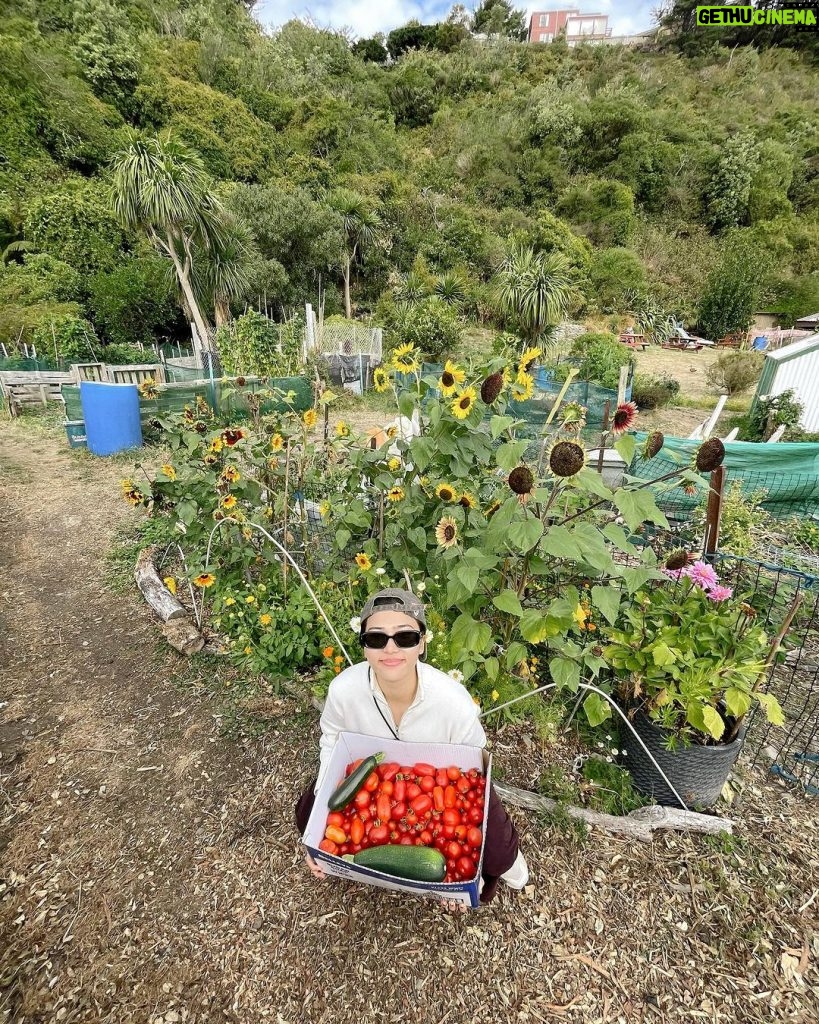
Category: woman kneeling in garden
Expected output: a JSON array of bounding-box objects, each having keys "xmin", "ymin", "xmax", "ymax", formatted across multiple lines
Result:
[{"xmin": 295, "ymin": 588, "xmax": 529, "ymax": 904}]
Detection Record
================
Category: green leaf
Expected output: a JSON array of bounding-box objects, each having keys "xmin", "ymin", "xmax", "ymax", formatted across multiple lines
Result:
[
  {"xmin": 540, "ymin": 525, "xmax": 578, "ymax": 559},
  {"xmin": 723, "ymin": 687, "xmax": 752, "ymax": 720},
  {"xmin": 485, "ymin": 657, "xmax": 499, "ymax": 682},
  {"xmin": 490, "ymin": 415, "xmax": 514, "ymax": 440},
  {"xmin": 755, "ymin": 691, "xmax": 785, "ymax": 726},
  {"xmin": 493, "ymin": 590, "xmax": 524, "ymax": 617},
  {"xmin": 507, "ymin": 517, "xmax": 543, "ymax": 553},
  {"xmin": 505, "ymin": 641, "xmax": 528, "ymax": 669},
  {"xmin": 583, "ymin": 692, "xmax": 612, "ymax": 727},
  {"xmin": 572, "ymin": 467, "xmax": 612, "ymax": 499},
  {"xmin": 453, "ymin": 562, "xmax": 480, "ymax": 594},
  {"xmin": 591, "ymin": 585, "xmax": 621, "ymax": 626},
  {"xmin": 335, "ymin": 528, "xmax": 351, "ymax": 550},
  {"xmin": 177, "ymin": 499, "xmax": 197, "ymax": 525},
  {"xmin": 614, "ymin": 435, "xmax": 636, "ymax": 465},
  {"xmin": 550, "ymin": 657, "xmax": 580, "ymax": 691},
  {"xmin": 408, "ymin": 526, "xmax": 427, "ymax": 551},
  {"xmin": 613, "ymin": 489, "xmax": 669, "ymax": 531},
  {"xmin": 450, "ymin": 613, "xmax": 493, "ymax": 655},
  {"xmin": 495, "ymin": 440, "xmax": 529, "ymax": 473},
  {"xmin": 408, "ymin": 436, "xmax": 434, "ymax": 473},
  {"xmin": 602, "ymin": 522, "xmax": 638, "ymax": 555},
  {"xmin": 398, "ymin": 391, "xmax": 415, "ymax": 420},
  {"xmin": 700, "ymin": 704, "xmax": 726, "ymax": 741},
  {"xmin": 621, "ymin": 566, "xmax": 663, "ymax": 595},
  {"xmin": 519, "ymin": 609, "xmax": 562, "ymax": 643},
  {"xmin": 651, "ymin": 642, "xmax": 677, "ymax": 667}
]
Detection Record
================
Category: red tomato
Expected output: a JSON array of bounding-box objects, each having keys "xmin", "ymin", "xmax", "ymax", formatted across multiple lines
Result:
[
  {"xmin": 419, "ymin": 829, "xmax": 432, "ymax": 845},
  {"xmin": 410, "ymin": 794, "xmax": 432, "ymax": 815},
  {"xmin": 413, "ymin": 763, "xmax": 436, "ymax": 777},
  {"xmin": 446, "ymin": 766, "xmax": 461, "ymax": 782},
  {"xmin": 399, "ymin": 765, "xmax": 414, "ymax": 776},
  {"xmin": 318, "ymin": 839, "xmax": 338, "ymax": 855},
  {"xmin": 393, "ymin": 778, "xmax": 406, "ymax": 802},
  {"xmin": 390, "ymin": 801, "xmax": 406, "ymax": 821},
  {"xmin": 364, "ymin": 772, "xmax": 380, "ymax": 793},
  {"xmin": 419, "ymin": 775, "xmax": 435, "ymax": 793},
  {"xmin": 376, "ymin": 793, "xmax": 391, "ymax": 823},
  {"xmin": 405, "ymin": 782, "xmax": 421, "ymax": 801},
  {"xmin": 444, "ymin": 785, "xmax": 457, "ymax": 808},
  {"xmin": 467, "ymin": 806, "xmax": 483, "ymax": 825},
  {"xmin": 364, "ymin": 819, "xmax": 373, "ymax": 835},
  {"xmin": 435, "ymin": 769, "xmax": 449, "ymax": 788},
  {"xmin": 446, "ymin": 858, "xmax": 458, "ymax": 874},
  {"xmin": 432, "ymin": 785, "xmax": 445, "ymax": 812},
  {"xmin": 378, "ymin": 762, "xmax": 400, "ymax": 781},
  {"xmin": 369, "ymin": 824, "xmax": 389, "ymax": 845},
  {"xmin": 466, "ymin": 827, "xmax": 483, "ymax": 848},
  {"xmin": 354, "ymin": 789, "xmax": 371, "ymax": 810},
  {"xmin": 457, "ymin": 856, "xmax": 475, "ymax": 879},
  {"xmin": 338, "ymin": 844, "xmax": 349, "ymax": 855},
  {"xmin": 326, "ymin": 812, "xmax": 344, "ymax": 828},
  {"xmin": 447, "ymin": 841, "xmax": 462, "ymax": 861},
  {"xmin": 442, "ymin": 824, "xmax": 455, "ymax": 839},
  {"xmin": 350, "ymin": 818, "xmax": 365, "ymax": 845},
  {"xmin": 324, "ymin": 825, "xmax": 346, "ymax": 845},
  {"xmin": 405, "ymin": 809, "xmax": 418, "ymax": 828},
  {"xmin": 380, "ymin": 780, "xmax": 394, "ymax": 797},
  {"xmin": 399, "ymin": 835, "xmax": 414, "ymax": 845},
  {"xmin": 456, "ymin": 776, "xmax": 471, "ymax": 794},
  {"xmin": 442, "ymin": 809, "xmax": 461, "ymax": 827},
  {"xmin": 467, "ymin": 768, "xmax": 479, "ymax": 780},
  {"xmin": 346, "ymin": 758, "xmax": 363, "ymax": 776},
  {"xmin": 454, "ymin": 825, "xmax": 468, "ymax": 841},
  {"xmin": 359, "ymin": 806, "xmax": 372, "ymax": 822}
]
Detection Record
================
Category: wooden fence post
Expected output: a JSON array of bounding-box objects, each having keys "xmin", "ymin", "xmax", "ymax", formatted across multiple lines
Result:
[{"xmin": 703, "ymin": 465, "xmax": 726, "ymax": 561}]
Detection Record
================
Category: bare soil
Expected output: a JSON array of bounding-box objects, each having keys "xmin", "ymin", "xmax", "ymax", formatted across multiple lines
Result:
[{"xmin": 1, "ymin": 416, "xmax": 817, "ymax": 1024}]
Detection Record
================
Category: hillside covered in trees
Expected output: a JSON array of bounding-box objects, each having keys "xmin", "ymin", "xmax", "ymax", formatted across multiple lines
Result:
[{"xmin": 1, "ymin": 0, "xmax": 818, "ymax": 362}]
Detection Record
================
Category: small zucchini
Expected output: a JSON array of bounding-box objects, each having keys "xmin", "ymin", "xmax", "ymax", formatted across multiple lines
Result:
[
  {"xmin": 353, "ymin": 844, "xmax": 446, "ymax": 883},
  {"xmin": 327, "ymin": 752, "xmax": 384, "ymax": 811}
]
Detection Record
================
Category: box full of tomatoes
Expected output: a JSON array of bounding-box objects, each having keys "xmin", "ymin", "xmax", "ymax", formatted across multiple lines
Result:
[{"xmin": 303, "ymin": 732, "xmax": 492, "ymax": 909}]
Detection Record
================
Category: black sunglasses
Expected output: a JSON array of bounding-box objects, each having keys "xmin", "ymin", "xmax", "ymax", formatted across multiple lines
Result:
[{"xmin": 359, "ymin": 629, "xmax": 423, "ymax": 650}]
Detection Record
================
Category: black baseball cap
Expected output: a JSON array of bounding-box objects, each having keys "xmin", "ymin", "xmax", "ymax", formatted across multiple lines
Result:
[{"xmin": 360, "ymin": 588, "xmax": 426, "ymax": 629}]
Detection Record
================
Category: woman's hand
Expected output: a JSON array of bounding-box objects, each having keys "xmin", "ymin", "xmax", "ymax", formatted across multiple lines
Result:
[{"xmin": 304, "ymin": 852, "xmax": 327, "ymax": 880}]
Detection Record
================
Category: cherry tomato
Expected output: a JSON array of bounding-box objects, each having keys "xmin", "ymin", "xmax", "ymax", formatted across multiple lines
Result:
[
  {"xmin": 319, "ymin": 839, "xmax": 338, "ymax": 856},
  {"xmin": 456, "ymin": 776, "xmax": 471, "ymax": 794},
  {"xmin": 467, "ymin": 768, "xmax": 479, "ymax": 780},
  {"xmin": 442, "ymin": 824, "xmax": 455, "ymax": 839},
  {"xmin": 405, "ymin": 809, "xmax": 418, "ymax": 828},
  {"xmin": 393, "ymin": 778, "xmax": 406, "ymax": 802},
  {"xmin": 457, "ymin": 856, "xmax": 475, "ymax": 879},
  {"xmin": 446, "ymin": 858, "xmax": 458, "ymax": 874},
  {"xmin": 413, "ymin": 763, "xmax": 436, "ymax": 777},
  {"xmin": 326, "ymin": 812, "xmax": 345, "ymax": 828},
  {"xmin": 346, "ymin": 758, "xmax": 363, "ymax": 776},
  {"xmin": 432, "ymin": 785, "xmax": 445, "ymax": 812},
  {"xmin": 419, "ymin": 829, "xmax": 432, "ymax": 845},
  {"xmin": 442, "ymin": 809, "xmax": 461, "ymax": 827},
  {"xmin": 467, "ymin": 806, "xmax": 483, "ymax": 825},
  {"xmin": 455, "ymin": 824, "xmax": 468, "ymax": 841},
  {"xmin": 446, "ymin": 766, "xmax": 461, "ymax": 782},
  {"xmin": 444, "ymin": 785, "xmax": 457, "ymax": 808},
  {"xmin": 399, "ymin": 765, "xmax": 414, "ymax": 776},
  {"xmin": 350, "ymin": 818, "xmax": 365, "ymax": 845},
  {"xmin": 338, "ymin": 844, "xmax": 350, "ymax": 855},
  {"xmin": 419, "ymin": 775, "xmax": 435, "ymax": 793},
  {"xmin": 354, "ymin": 789, "xmax": 371, "ymax": 810},
  {"xmin": 447, "ymin": 841, "xmax": 462, "ymax": 861},
  {"xmin": 369, "ymin": 824, "xmax": 389, "ymax": 845},
  {"xmin": 405, "ymin": 782, "xmax": 421, "ymax": 801},
  {"xmin": 364, "ymin": 772, "xmax": 380, "ymax": 793},
  {"xmin": 411, "ymin": 794, "xmax": 432, "ymax": 815},
  {"xmin": 466, "ymin": 827, "xmax": 483, "ymax": 848},
  {"xmin": 399, "ymin": 835, "xmax": 414, "ymax": 845}
]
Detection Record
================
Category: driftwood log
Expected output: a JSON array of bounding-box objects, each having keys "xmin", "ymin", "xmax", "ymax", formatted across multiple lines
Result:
[
  {"xmin": 135, "ymin": 546, "xmax": 204, "ymax": 655},
  {"xmin": 494, "ymin": 781, "xmax": 732, "ymax": 842}
]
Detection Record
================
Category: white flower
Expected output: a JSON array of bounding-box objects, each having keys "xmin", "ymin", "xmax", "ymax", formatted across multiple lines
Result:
[
  {"xmin": 417, "ymin": 581, "xmax": 426, "ymax": 593},
  {"xmin": 606, "ymin": 756, "xmax": 613, "ymax": 763},
  {"xmin": 174, "ymin": 521, "xmax": 187, "ymax": 534},
  {"xmin": 596, "ymin": 742, "xmax": 604, "ymax": 749},
  {"xmin": 374, "ymin": 567, "xmax": 386, "ymax": 576},
  {"xmin": 349, "ymin": 616, "xmax": 362, "ymax": 633},
  {"xmin": 448, "ymin": 668, "xmax": 464, "ymax": 683},
  {"xmin": 425, "ymin": 630, "xmax": 434, "ymax": 643}
]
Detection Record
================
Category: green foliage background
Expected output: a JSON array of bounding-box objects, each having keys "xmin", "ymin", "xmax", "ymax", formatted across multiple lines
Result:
[{"xmin": 1, "ymin": 0, "xmax": 818, "ymax": 357}]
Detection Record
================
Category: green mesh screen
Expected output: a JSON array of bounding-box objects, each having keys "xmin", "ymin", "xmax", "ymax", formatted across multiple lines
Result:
[
  {"xmin": 630, "ymin": 433, "xmax": 819, "ymax": 519},
  {"xmin": 164, "ymin": 363, "xmax": 206, "ymax": 383}
]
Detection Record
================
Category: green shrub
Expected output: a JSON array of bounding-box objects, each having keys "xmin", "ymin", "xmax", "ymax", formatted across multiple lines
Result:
[
  {"xmin": 705, "ymin": 350, "xmax": 763, "ymax": 395},
  {"xmin": 553, "ymin": 331, "xmax": 633, "ymax": 390},
  {"xmin": 215, "ymin": 310, "xmax": 303, "ymax": 378},
  {"xmin": 389, "ymin": 297, "xmax": 462, "ymax": 362},
  {"xmin": 631, "ymin": 373, "xmax": 680, "ymax": 409},
  {"xmin": 691, "ymin": 479, "xmax": 769, "ymax": 557},
  {"xmin": 740, "ymin": 389, "xmax": 804, "ymax": 441},
  {"xmin": 32, "ymin": 311, "xmax": 100, "ymax": 362}
]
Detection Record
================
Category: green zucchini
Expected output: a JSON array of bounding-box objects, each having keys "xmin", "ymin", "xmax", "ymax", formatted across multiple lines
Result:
[
  {"xmin": 353, "ymin": 844, "xmax": 446, "ymax": 883},
  {"xmin": 327, "ymin": 751, "xmax": 384, "ymax": 811}
]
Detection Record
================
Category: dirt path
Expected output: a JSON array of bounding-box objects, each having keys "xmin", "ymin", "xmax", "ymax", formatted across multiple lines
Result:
[{"xmin": 1, "ymin": 420, "xmax": 818, "ymax": 1024}]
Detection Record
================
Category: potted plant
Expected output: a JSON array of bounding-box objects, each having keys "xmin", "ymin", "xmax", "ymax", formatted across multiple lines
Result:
[{"xmin": 601, "ymin": 557, "xmax": 785, "ymax": 808}]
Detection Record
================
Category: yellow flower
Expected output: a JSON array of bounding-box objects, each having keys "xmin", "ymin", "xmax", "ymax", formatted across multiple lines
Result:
[
  {"xmin": 491, "ymin": 690, "xmax": 500, "ymax": 702},
  {"xmin": 334, "ymin": 655, "xmax": 345, "ymax": 666},
  {"xmin": 210, "ymin": 437, "xmax": 224, "ymax": 453},
  {"xmin": 435, "ymin": 482, "xmax": 458, "ymax": 503},
  {"xmin": 458, "ymin": 491, "xmax": 477, "ymax": 509},
  {"xmin": 161, "ymin": 464, "xmax": 176, "ymax": 481},
  {"xmin": 386, "ymin": 425, "xmax": 398, "ymax": 439},
  {"xmin": 518, "ymin": 347, "xmax": 542, "ymax": 377},
  {"xmin": 391, "ymin": 342, "xmax": 420, "ymax": 374},
  {"xmin": 138, "ymin": 377, "xmax": 159, "ymax": 400},
  {"xmin": 120, "ymin": 478, "xmax": 146, "ymax": 507},
  {"xmin": 193, "ymin": 573, "xmax": 216, "ymax": 588},
  {"xmin": 221, "ymin": 494, "xmax": 237, "ymax": 509},
  {"xmin": 435, "ymin": 516, "xmax": 458, "ymax": 549},
  {"xmin": 303, "ymin": 409, "xmax": 318, "ymax": 428},
  {"xmin": 245, "ymin": 595, "xmax": 256, "ymax": 604},
  {"xmin": 439, "ymin": 360, "xmax": 465, "ymax": 397},
  {"xmin": 221, "ymin": 466, "xmax": 240, "ymax": 483},
  {"xmin": 243, "ymin": 645, "xmax": 253, "ymax": 655},
  {"xmin": 259, "ymin": 613, "xmax": 272, "ymax": 626},
  {"xmin": 388, "ymin": 457, "xmax": 401, "ymax": 472},
  {"xmin": 323, "ymin": 646, "xmax": 334, "ymax": 658},
  {"xmin": 510, "ymin": 373, "xmax": 534, "ymax": 402},
  {"xmin": 451, "ymin": 386, "xmax": 477, "ymax": 420},
  {"xmin": 225, "ymin": 597, "xmax": 235, "ymax": 606},
  {"xmin": 373, "ymin": 367, "xmax": 391, "ymax": 393},
  {"xmin": 573, "ymin": 603, "xmax": 589, "ymax": 629},
  {"xmin": 270, "ymin": 433, "xmax": 284, "ymax": 451},
  {"xmin": 163, "ymin": 576, "xmax": 177, "ymax": 595},
  {"xmin": 387, "ymin": 485, "xmax": 405, "ymax": 502},
  {"xmin": 355, "ymin": 552, "xmax": 372, "ymax": 571},
  {"xmin": 335, "ymin": 420, "xmax": 350, "ymax": 438},
  {"xmin": 319, "ymin": 500, "xmax": 331, "ymax": 518}
]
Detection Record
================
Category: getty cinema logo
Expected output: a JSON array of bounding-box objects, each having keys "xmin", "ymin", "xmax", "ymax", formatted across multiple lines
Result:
[{"xmin": 696, "ymin": 4, "xmax": 818, "ymax": 26}]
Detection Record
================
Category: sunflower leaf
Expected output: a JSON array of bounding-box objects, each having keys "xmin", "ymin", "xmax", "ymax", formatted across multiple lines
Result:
[
  {"xmin": 493, "ymin": 590, "xmax": 524, "ymax": 617},
  {"xmin": 495, "ymin": 440, "xmax": 529, "ymax": 473},
  {"xmin": 450, "ymin": 613, "xmax": 493, "ymax": 655},
  {"xmin": 591, "ymin": 584, "xmax": 621, "ymax": 625},
  {"xmin": 550, "ymin": 657, "xmax": 580, "ymax": 691},
  {"xmin": 614, "ymin": 435, "xmax": 636, "ymax": 465},
  {"xmin": 507, "ymin": 517, "xmax": 543, "ymax": 553},
  {"xmin": 490, "ymin": 415, "xmax": 515, "ymax": 440}
]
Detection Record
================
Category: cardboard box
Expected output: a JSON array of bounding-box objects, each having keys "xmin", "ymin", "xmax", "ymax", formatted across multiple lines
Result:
[{"xmin": 303, "ymin": 732, "xmax": 492, "ymax": 909}]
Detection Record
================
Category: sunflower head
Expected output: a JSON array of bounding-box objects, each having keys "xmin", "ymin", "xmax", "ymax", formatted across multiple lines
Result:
[
  {"xmin": 235, "ymin": 376, "xmax": 246, "ymax": 387},
  {"xmin": 548, "ymin": 439, "xmax": 587, "ymax": 478},
  {"xmin": 611, "ymin": 401, "xmax": 638, "ymax": 436},
  {"xmin": 435, "ymin": 515, "xmax": 459, "ymax": 549},
  {"xmin": 518, "ymin": 347, "xmax": 542, "ymax": 376},
  {"xmin": 665, "ymin": 549, "xmax": 691, "ymax": 571},
  {"xmin": 451, "ymin": 387, "xmax": 477, "ymax": 420},
  {"xmin": 642, "ymin": 430, "xmax": 665, "ymax": 460},
  {"xmin": 510, "ymin": 373, "xmax": 534, "ymax": 403},
  {"xmin": 694, "ymin": 437, "xmax": 726, "ymax": 473},
  {"xmin": 480, "ymin": 371, "xmax": 504, "ymax": 405},
  {"xmin": 355, "ymin": 552, "xmax": 372, "ymax": 571},
  {"xmin": 459, "ymin": 491, "xmax": 477, "ymax": 509},
  {"xmin": 435, "ymin": 482, "xmax": 457, "ymax": 502},
  {"xmin": 391, "ymin": 342, "xmax": 420, "ymax": 374},
  {"xmin": 373, "ymin": 367, "xmax": 392, "ymax": 393},
  {"xmin": 508, "ymin": 465, "xmax": 535, "ymax": 495}
]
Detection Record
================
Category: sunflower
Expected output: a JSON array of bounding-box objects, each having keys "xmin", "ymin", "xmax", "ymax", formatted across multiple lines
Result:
[
  {"xmin": 518, "ymin": 347, "xmax": 542, "ymax": 377},
  {"xmin": 665, "ymin": 549, "xmax": 691, "ymax": 571},
  {"xmin": 163, "ymin": 576, "xmax": 177, "ymax": 595},
  {"xmin": 508, "ymin": 466, "xmax": 534, "ymax": 495},
  {"xmin": 439, "ymin": 360, "xmax": 465, "ymax": 397},
  {"xmin": 435, "ymin": 482, "xmax": 458, "ymax": 502},
  {"xmin": 193, "ymin": 573, "xmax": 216, "ymax": 588},
  {"xmin": 642, "ymin": 430, "xmax": 665, "ymax": 460},
  {"xmin": 270, "ymin": 433, "xmax": 284, "ymax": 451},
  {"xmin": 547, "ymin": 439, "xmax": 587, "ymax": 478},
  {"xmin": 435, "ymin": 516, "xmax": 459, "ymax": 549},
  {"xmin": 610, "ymin": 401, "xmax": 638, "ymax": 436},
  {"xmin": 387, "ymin": 485, "xmax": 405, "ymax": 502},
  {"xmin": 120, "ymin": 478, "xmax": 146, "ymax": 507},
  {"xmin": 203, "ymin": 453, "xmax": 219, "ymax": 466},
  {"xmin": 221, "ymin": 428, "xmax": 245, "ymax": 446},
  {"xmin": 484, "ymin": 499, "xmax": 502, "ymax": 519},
  {"xmin": 510, "ymin": 373, "xmax": 534, "ymax": 402},
  {"xmin": 373, "ymin": 367, "xmax": 392, "ymax": 393},
  {"xmin": 138, "ymin": 377, "xmax": 159, "ymax": 400},
  {"xmin": 388, "ymin": 456, "xmax": 401, "ymax": 472},
  {"xmin": 221, "ymin": 466, "xmax": 240, "ymax": 483},
  {"xmin": 355, "ymin": 552, "xmax": 373, "ymax": 571},
  {"xmin": 319, "ymin": 500, "xmax": 331, "ymax": 518},
  {"xmin": 335, "ymin": 420, "xmax": 350, "ymax": 438},
  {"xmin": 210, "ymin": 437, "xmax": 224, "ymax": 453},
  {"xmin": 391, "ymin": 342, "xmax": 420, "ymax": 374},
  {"xmin": 458, "ymin": 491, "xmax": 477, "ymax": 509},
  {"xmin": 303, "ymin": 408, "xmax": 318, "ymax": 428},
  {"xmin": 451, "ymin": 386, "xmax": 477, "ymax": 420},
  {"xmin": 221, "ymin": 494, "xmax": 237, "ymax": 509},
  {"xmin": 182, "ymin": 406, "xmax": 195, "ymax": 423},
  {"xmin": 386, "ymin": 425, "xmax": 398, "ymax": 439},
  {"xmin": 480, "ymin": 371, "xmax": 504, "ymax": 405},
  {"xmin": 561, "ymin": 401, "xmax": 587, "ymax": 432},
  {"xmin": 694, "ymin": 437, "xmax": 725, "ymax": 473}
]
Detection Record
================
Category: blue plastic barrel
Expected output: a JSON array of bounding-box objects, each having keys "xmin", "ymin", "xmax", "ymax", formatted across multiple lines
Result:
[
  {"xmin": 752, "ymin": 336, "xmax": 769, "ymax": 352},
  {"xmin": 80, "ymin": 381, "xmax": 142, "ymax": 456}
]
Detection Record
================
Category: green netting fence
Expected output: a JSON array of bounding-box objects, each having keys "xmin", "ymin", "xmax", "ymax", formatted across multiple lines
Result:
[{"xmin": 630, "ymin": 433, "xmax": 819, "ymax": 519}]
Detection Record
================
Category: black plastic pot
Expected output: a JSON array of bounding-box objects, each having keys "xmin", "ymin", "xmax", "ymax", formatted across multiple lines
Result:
[{"xmin": 620, "ymin": 709, "xmax": 745, "ymax": 809}]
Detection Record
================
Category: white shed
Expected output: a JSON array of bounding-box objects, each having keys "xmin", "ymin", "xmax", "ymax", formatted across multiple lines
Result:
[{"xmin": 754, "ymin": 333, "xmax": 819, "ymax": 432}]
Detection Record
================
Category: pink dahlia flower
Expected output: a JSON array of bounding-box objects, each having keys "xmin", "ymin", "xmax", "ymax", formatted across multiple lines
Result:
[{"xmin": 685, "ymin": 560, "xmax": 719, "ymax": 589}]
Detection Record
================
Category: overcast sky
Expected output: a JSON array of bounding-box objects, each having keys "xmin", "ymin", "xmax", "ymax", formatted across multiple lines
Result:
[{"xmin": 253, "ymin": 1, "xmax": 659, "ymax": 42}]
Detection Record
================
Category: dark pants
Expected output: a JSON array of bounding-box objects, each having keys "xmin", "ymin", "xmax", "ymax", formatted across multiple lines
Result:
[{"xmin": 295, "ymin": 778, "xmax": 519, "ymax": 904}]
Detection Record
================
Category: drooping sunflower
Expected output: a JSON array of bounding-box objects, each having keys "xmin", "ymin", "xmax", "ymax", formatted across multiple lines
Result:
[
  {"xmin": 451, "ymin": 386, "xmax": 477, "ymax": 420},
  {"xmin": 221, "ymin": 466, "xmax": 240, "ymax": 483},
  {"xmin": 435, "ymin": 482, "xmax": 458, "ymax": 502},
  {"xmin": 221, "ymin": 427, "xmax": 245, "ymax": 447},
  {"xmin": 610, "ymin": 401, "xmax": 638, "ymax": 436},
  {"xmin": 193, "ymin": 573, "xmax": 216, "ymax": 588},
  {"xmin": 120, "ymin": 478, "xmax": 146, "ymax": 507},
  {"xmin": 387, "ymin": 485, "xmax": 405, "ymax": 502},
  {"xmin": 391, "ymin": 342, "xmax": 420, "ymax": 374},
  {"xmin": 510, "ymin": 373, "xmax": 534, "ymax": 403},
  {"xmin": 303, "ymin": 408, "xmax": 318, "ymax": 429},
  {"xmin": 435, "ymin": 516, "xmax": 459, "ymax": 549},
  {"xmin": 694, "ymin": 437, "xmax": 726, "ymax": 473},
  {"xmin": 138, "ymin": 377, "xmax": 159, "ymax": 400},
  {"xmin": 439, "ymin": 360, "xmax": 465, "ymax": 397},
  {"xmin": 373, "ymin": 367, "xmax": 391, "ymax": 393},
  {"xmin": 547, "ymin": 439, "xmax": 587, "ymax": 478},
  {"xmin": 517, "ymin": 347, "xmax": 542, "ymax": 378},
  {"xmin": 355, "ymin": 552, "xmax": 372, "ymax": 571},
  {"xmin": 458, "ymin": 491, "xmax": 477, "ymax": 509},
  {"xmin": 642, "ymin": 430, "xmax": 665, "ymax": 460},
  {"xmin": 665, "ymin": 549, "xmax": 691, "ymax": 571},
  {"xmin": 158, "ymin": 463, "xmax": 176, "ymax": 481},
  {"xmin": 508, "ymin": 466, "xmax": 534, "ymax": 495},
  {"xmin": 480, "ymin": 371, "xmax": 504, "ymax": 405}
]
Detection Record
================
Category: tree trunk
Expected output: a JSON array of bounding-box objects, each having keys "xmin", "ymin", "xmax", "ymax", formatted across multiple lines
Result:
[
  {"xmin": 166, "ymin": 232, "xmax": 214, "ymax": 356},
  {"xmin": 214, "ymin": 296, "xmax": 230, "ymax": 328},
  {"xmin": 343, "ymin": 256, "xmax": 352, "ymax": 319}
]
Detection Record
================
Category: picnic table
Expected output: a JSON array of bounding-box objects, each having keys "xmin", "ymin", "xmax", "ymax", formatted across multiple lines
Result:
[{"xmin": 618, "ymin": 332, "xmax": 648, "ymax": 350}]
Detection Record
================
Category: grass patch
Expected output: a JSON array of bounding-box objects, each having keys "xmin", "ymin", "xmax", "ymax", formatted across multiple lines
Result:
[{"xmin": 670, "ymin": 395, "xmax": 752, "ymax": 413}]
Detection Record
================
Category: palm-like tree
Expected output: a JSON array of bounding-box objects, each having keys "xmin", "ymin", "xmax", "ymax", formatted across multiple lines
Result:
[
  {"xmin": 193, "ymin": 213, "xmax": 254, "ymax": 328},
  {"xmin": 110, "ymin": 135, "xmax": 224, "ymax": 355},
  {"xmin": 493, "ymin": 244, "xmax": 573, "ymax": 346},
  {"xmin": 328, "ymin": 188, "xmax": 380, "ymax": 318}
]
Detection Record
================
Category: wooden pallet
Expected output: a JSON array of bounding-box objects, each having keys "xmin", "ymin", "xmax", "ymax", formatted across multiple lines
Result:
[{"xmin": 0, "ymin": 370, "xmax": 75, "ymax": 417}]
